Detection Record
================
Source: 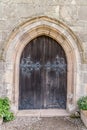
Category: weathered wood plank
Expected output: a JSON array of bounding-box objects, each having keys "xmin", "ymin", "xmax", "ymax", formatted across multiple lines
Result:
[{"xmin": 19, "ymin": 35, "xmax": 67, "ymax": 109}]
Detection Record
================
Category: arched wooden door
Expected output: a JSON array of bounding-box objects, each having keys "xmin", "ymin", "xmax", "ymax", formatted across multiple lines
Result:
[{"xmin": 19, "ymin": 35, "xmax": 67, "ymax": 110}]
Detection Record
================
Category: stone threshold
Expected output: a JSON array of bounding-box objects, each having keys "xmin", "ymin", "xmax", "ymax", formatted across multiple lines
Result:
[{"xmin": 17, "ymin": 109, "xmax": 70, "ymax": 117}]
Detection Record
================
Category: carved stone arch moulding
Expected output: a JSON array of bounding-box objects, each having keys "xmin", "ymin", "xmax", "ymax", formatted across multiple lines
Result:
[{"xmin": 3, "ymin": 16, "xmax": 84, "ymax": 114}]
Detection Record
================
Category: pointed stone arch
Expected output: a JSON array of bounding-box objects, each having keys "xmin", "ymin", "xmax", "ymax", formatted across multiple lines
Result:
[{"xmin": 3, "ymin": 16, "xmax": 83, "ymax": 114}]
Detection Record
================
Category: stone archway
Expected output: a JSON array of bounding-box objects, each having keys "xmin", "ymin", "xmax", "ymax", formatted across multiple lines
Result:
[{"xmin": 3, "ymin": 16, "xmax": 83, "ymax": 115}]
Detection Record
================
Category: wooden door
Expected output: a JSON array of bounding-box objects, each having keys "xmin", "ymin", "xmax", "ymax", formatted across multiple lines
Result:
[{"xmin": 19, "ymin": 35, "xmax": 67, "ymax": 109}]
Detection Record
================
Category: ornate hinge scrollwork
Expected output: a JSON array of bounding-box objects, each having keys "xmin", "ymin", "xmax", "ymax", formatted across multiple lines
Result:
[
  {"xmin": 20, "ymin": 55, "xmax": 66, "ymax": 77},
  {"xmin": 20, "ymin": 55, "xmax": 41, "ymax": 76},
  {"xmin": 45, "ymin": 55, "xmax": 66, "ymax": 75}
]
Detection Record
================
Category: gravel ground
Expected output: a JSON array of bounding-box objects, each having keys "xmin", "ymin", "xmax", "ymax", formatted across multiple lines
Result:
[{"xmin": 1, "ymin": 116, "xmax": 87, "ymax": 130}]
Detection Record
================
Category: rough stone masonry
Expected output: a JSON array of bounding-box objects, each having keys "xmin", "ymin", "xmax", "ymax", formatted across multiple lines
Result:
[{"xmin": 0, "ymin": 0, "xmax": 87, "ymax": 113}]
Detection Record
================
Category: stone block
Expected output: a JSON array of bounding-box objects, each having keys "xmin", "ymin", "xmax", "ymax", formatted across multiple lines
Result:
[
  {"xmin": 76, "ymin": 0, "xmax": 87, "ymax": 5},
  {"xmin": 45, "ymin": 0, "xmax": 60, "ymax": 6},
  {"xmin": 12, "ymin": 0, "xmax": 33, "ymax": 4},
  {"xmin": 0, "ymin": 31, "xmax": 9, "ymax": 42},
  {"xmin": 0, "ymin": 20, "xmax": 7, "ymax": 30},
  {"xmin": 4, "ymin": 71, "xmax": 13, "ymax": 83},
  {"xmin": 80, "ymin": 72, "xmax": 87, "ymax": 84},
  {"xmin": 0, "ymin": 0, "xmax": 60, "ymax": 6},
  {"xmin": 44, "ymin": 6, "xmax": 59, "ymax": 19},
  {"xmin": 80, "ymin": 64, "xmax": 87, "ymax": 72},
  {"xmin": 77, "ymin": 32, "xmax": 87, "ymax": 42},
  {"xmin": 84, "ymin": 52, "xmax": 87, "ymax": 61},
  {"xmin": 0, "ymin": 83, "xmax": 7, "ymax": 97},
  {"xmin": 0, "ymin": 2, "xmax": 17, "ymax": 19},
  {"xmin": 0, "ymin": 61, "xmax": 4, "ymax": 70},
  {"xmin": 70, "ymin": 23, "xmax": 87, "ymax": 42},
  {"xmin": 83, "ymin": 42, "xmax": 87, "ymax": 51},
  {"xmin": 0, "ymin": 0, "xmax": 33, "ymax": 4},
  {"xmin": 59, "ymin": 0, "xmax": 76, "ymax": 5},
  {"xmin": 0, "ymin": 2, "xmax": 4, "ymax": 19},
  {"xmin": 33, "ymin": 5, "xmax": 46, "ymax": 15},
  {"xmin": 16, "ymin": 3, "xmax": 41, "ymax": 18},
  {"xmin": 60, "ymin": 5, "xmax": 78, "ymax": 25},
  {"xmin": 78, "ymin": 6, "xmax": 87, "ymax": 20}
]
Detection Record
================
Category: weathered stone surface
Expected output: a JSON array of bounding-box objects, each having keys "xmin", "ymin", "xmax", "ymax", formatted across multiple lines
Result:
[
  {"xmin": 16, "ymin": 3, "xmax": 36, "ymax": 18},
  {"xmin": 78, "ymin": 6, "xmax": 87, "ymax": 20},
  {"xmin": 0, "ymin": 20, "xmax": 7, "ymax": 30},
  {"xmin": 84, "ymin": 52, "xmax": 87, "ymax": 60},
  {"xmin": 60, "ymin": 5, "xmax": 78, "ymax": 25},
  {"xmin": 0, "ymin": 61, "xmax": 4, "ymax": 71},
  {"xmin": 80, "ymin": 64, "xmax": 87, "ymax": 71},
  {"xmin": 59, "ymin": 0, "xmax": 87, "ymax": 5},
  {"xmin": 0, "ymin": 0, "xmax": 87, "ymax": 114},
  {"xmin": 82, "ymin": 42, "xmax": 87, "ymax": 51},
  {"xmin": 1, "ymin": 117, "xmax": 86, "ymax": 130},
  {"xmin": 44, "ymin": 6, "xmax": 59, "ymax": 19},
  {"xmin": 81, "ymin": 72, "xmax": 87, "ymax": 84},
  {"xmin": 59, "ymin": 0, "xmax": 76, "ymax": 5},
  {"xmin": 44, "ymin": 0, "xmax": 60, "ymax": 6},
  {"xmin": 0, "ymin": 2, "xmax": 17, "ymax": 19},
  {"xmin": 76, "ymin": 0, "xmax": 87, "ymax": 5},
  {"xmin": 12, "ymin": 0, "xmax": 33, "ymax": 4},
  {"xmin": 78, "ymin": 33, "xmax": 87, "ymax": 42},
  {"xmin": 0, "ymin": 31, "xmax": 9, "ymax": 42}
]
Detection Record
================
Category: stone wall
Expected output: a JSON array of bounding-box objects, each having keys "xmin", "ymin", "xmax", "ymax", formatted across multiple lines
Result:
[{"xmin": 0, "ymin": 0, "xmax": 87, "ymax": 102}]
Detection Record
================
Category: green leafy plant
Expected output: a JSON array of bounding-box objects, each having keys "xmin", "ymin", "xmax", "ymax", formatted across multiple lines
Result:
[
  {"xmin": 0, "ymin": 97, "xmax": 15, "ymax": 122},
  {"xmin": 77, "ymin": 96, "xmax": 87, "ymax": 110}
]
